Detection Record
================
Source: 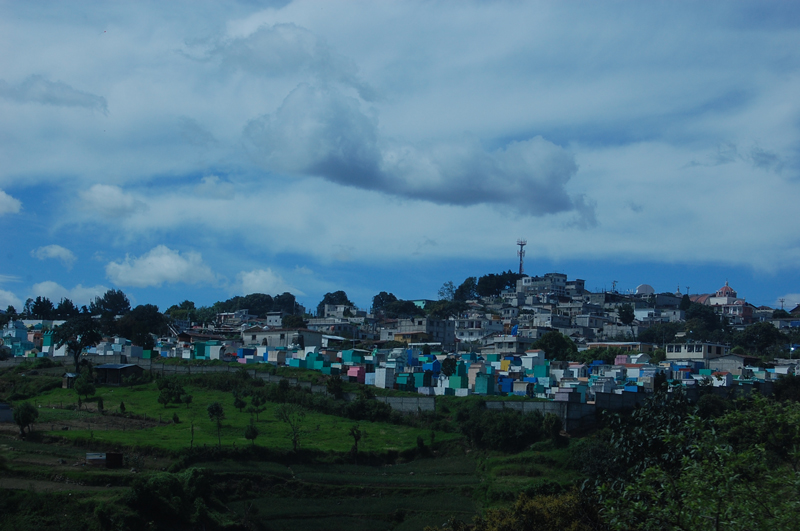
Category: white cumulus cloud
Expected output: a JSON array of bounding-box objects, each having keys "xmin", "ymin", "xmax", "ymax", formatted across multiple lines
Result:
[
  {"xmin": 236, "ymin": 269, "xmax": 304, "ymax": 297},
  {"xmin": 79, "ymin": 184, "xmax": 147, "ymax": 219},
  {"xmin": 0, "ymin": 190, "xmax": 22, "ymax": 216},
  {"xmin": 30, "ymin": 281, "xmax": 108, "ymax": 306},
  {"xmin": 0, "ymin": 289, "xmax": 23, "ymax": 309},
  {"xmin": 31, "ymin": 245, "xmax": 77, "ymax": 269},
  {"xmin": 105, "ymin": 245, "xmax": 216, "ymax": 288}
]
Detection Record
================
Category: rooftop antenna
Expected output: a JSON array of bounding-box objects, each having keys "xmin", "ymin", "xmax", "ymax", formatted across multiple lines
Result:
[
  {"xmin": 517, "ymin": 239, "xmax": 527, "ymax": 275},
  {"xmin": 780, "ymin": 298, "xmax": 786, "ymax": 310},
  {"xmin": 611, "ymin": 280, "xmax": 618, "ymax": 293}
]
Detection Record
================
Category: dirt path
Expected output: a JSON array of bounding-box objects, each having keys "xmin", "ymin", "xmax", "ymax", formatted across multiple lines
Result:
[{"xmin": 0, "ymin": 476, "xmax": 116, "ymax": 492}]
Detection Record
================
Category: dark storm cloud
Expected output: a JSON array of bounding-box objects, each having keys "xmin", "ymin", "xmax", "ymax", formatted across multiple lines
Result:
[{"xmin": 244, "ymin": 83, "xmax": 587, "ymax": 218}]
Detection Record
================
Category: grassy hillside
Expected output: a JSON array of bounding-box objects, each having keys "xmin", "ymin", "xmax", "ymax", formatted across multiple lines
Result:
[{"xmin": 0, "ymin": 363, "xmax": 587, "ymax": 530}]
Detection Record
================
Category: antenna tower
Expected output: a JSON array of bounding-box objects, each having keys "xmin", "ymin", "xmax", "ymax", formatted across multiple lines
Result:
[
  {"xmin": 517, "ymin": 239, "xmax": 527, "ymax": 275},
  {"xmin": 780, "ymin": 298, "xmax": 786, "ymax": 310}
]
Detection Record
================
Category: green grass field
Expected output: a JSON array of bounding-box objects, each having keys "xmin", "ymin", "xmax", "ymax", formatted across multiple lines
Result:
[
  {"xmin": 1, "ymin": 369, "xmax": 588, "ymax": 530},
  {"xmin": 24, "ymin": 382, "xmax": 458, "ymax": 454}
]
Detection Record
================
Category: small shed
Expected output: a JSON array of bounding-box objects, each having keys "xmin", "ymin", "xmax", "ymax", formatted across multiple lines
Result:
[
  {"xmin": 63, "ymin": 373, "xmax": 78, "ymax": 389},
  {"xmin": 85, "ymin": 452, "xmax": 123, "ymax": 468},
  {"xmin": 86, "ymin": 453, "xmax": 106, "ymax": 467},
  {"xmin": 95, "ymin": 364, "xmax": 144, "ymax": 385}
]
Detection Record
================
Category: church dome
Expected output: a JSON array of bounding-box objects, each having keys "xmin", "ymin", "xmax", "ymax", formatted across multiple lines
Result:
[{"xmin": 715, "ymin": 281, "xmax": 737, "ymax": 298}]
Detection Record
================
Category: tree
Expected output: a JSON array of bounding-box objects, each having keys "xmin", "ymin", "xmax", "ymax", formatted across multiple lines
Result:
[
  {"xmin": 194, "ymin": 306, "xmax": 217, "ymax": 325},
  {"xmin": 679, "ymin": 294, "xmax": 691, "ymax": 311},
  {"xmin": 476, "ymin": 270, "xmax": 523, "ymax": 298},
  {"xmin": 596, "ymin": 394, "xmax": 800, "ymax": 531},
  {"xmin": 22, "ymin": 298, "xmax": 33, "ymax": 319},
  {"xmin": 618, "ymin": 303, "xmax": 635, "ymax": 338},
  {"xmin": 275, "ymin": 403, "xmax": 306, "ymax": 452},
  {"xmin": 166, "ymin": 300, "xmax": 196, "ymax": 320},
  {"xmin": 244, "ymin": 419, "xmax": 259, "ymax": 447},
  {"xmin": 54, "ymin": 315, "xmax": 103, "ymax": 372},
  {"xmin": 181, "ymin": 394, "xmax": 193, "ymax": 409},
  {"xmin": 55, "ymin": 298, "xmax": 80, "ymax": 319},
  {"xmin": 326, "ymin": 376, "xmax": 344, "ymax": 399},
  {"xmin": 273, "ymin": 292, "xmax": 297, "ymax": 315},
  {"xmin": 158, "ymin": 389, "xmax": 173, "ymax": 408},
  {"xmin": 13, "ymin": 402, "xmax": 38, "ymax": 436},
  {"xmin": 207, "ymin": 402, "xmax": 225, "ymax": 448},
  {"xmin": 453, "ymin": 277, "xmax": 478, "ymax": 302},
  {"xmin": 684, "ymin": 302, "xmax": 725, "ymax": 342},
  {"xmin": 233, "ymin": 395, "xmax": 246, "ymax": 413},
  {"xmin": 31, "ymin": 296, "xmax": 55, "ymax": 319},
  {"xmin": 638, "ymin": 322, "xmax": 682, "ymax": 346},
  {"xmin": 156, "ymin": 377, "xmax": 185, "ymax": 408},
  {"xmin": 316, "ymin": 291, "xmax": 354, "ymax": 317},
  {"xmin": 90, "ymin": 289, "xmax": 131, "ymax": 316},
  {"xmin": 74, "ymin": 376, "xmax": 96, "ymax": 402},
  {"xmin": 773, "ymin": 374, "xmax": 800, "ymax": 402},
  {"xmin": 427, "ymin": 299, "xmax": 467, "ymax": 319},
  {"xmin": 371, "ymin": 291, "xmax": 398, "ymax": 315},
  {"xmin": 117, "ymin": 304, "xmax": 168, "ymax": 348},
  {"xmin": 282, "ymin": 314, "xmax": 307, "ymax": 329},
  {"xmin": 384, "ymin": 300, "xmax": 425, "ymax": 319},
  {"xmin": 441, "ymin": 357, "xmax": 457, "ymax": 377},
  {"xmin": 349, "ymin": 424, "xmax": 362, "ymax": 463},
  {"xmin": 246, "ymin": 395, "xmax": 265, "ymax": 421},
  {"xmin": 533, "ymin": 331, "xmax": 577, "ymax": 361},
  {"xmin": 437, "ymin": 281, "xmax": 456, "ymax": 301},
  {"xmin": 733, "ymin": 321, "xmax": 788, "ymax": 357}
]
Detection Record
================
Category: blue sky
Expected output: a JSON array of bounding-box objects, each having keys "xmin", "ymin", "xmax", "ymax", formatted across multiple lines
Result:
[{"xmin": 1, "ymin": 1, "xmax": 799, "ymax": 313}]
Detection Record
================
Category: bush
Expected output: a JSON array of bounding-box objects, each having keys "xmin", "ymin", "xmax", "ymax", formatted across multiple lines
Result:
[{"xmin": 461, "ymin": 406, "xmax": 545, "ymax": 453}]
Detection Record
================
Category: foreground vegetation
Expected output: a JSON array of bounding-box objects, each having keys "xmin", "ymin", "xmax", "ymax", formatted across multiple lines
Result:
[{"xmin": 2, "ymin": 360, "xmax": 800, "ymax": 530}]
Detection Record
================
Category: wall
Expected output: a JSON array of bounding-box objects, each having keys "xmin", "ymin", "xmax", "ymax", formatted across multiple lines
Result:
[{"xmin": 484, "ymin": 400, "xmax": 597, "ymax": 433}]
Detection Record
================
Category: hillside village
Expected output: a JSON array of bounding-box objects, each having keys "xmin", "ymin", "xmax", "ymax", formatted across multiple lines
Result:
[{"xmin": 3, "ymin": 270, "xmax": 799, "ymax": 410}]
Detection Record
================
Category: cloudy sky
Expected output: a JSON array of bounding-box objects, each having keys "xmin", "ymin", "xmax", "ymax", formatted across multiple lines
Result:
[{"xmin": 1, "ymin": 1, "xmax": 799, "ymax": 314}]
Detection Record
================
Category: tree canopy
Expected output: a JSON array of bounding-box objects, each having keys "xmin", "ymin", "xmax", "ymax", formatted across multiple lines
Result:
[
  {"xmin": 117, "ymin": 304, "xmax": 168, "ymax": 349},
  {"xmin": 31, "ymin": 296, "xmax": 55, "ymax": 319},
  {"xmin": 90, "ymin": 289, "xmax": 131, "ymax": 316},
  {"xmin": 533, "ymin": 331, "xmax": 577, "ymax": 361},
  {"xmin": 476, "ymin": 270, "xmax": 523, "ymax": 298},
  {"xmin": 317, "ymin": 291, "xmax": 354, "ymax": 316},
  {"xmin": 371, "ymin": 291, "xmax": 398, "ymax": 314},
  {"xmin": 54, "ymin": 314, "xmax": 103, "ymax": 372}
]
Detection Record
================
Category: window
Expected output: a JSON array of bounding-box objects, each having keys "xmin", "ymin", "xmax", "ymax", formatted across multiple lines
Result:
[
  {"xmin": 280, "ymin": 333, "xmax": 285, "ymax": 340},
  {"xmin": 251, "ymin": 335, "xmax": 256, "ymax": 341}
]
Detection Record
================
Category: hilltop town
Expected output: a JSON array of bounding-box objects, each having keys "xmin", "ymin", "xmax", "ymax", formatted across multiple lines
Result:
[{"xmin": 3, "ymin": 266, "xmax": 798, "ymax": 415}]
